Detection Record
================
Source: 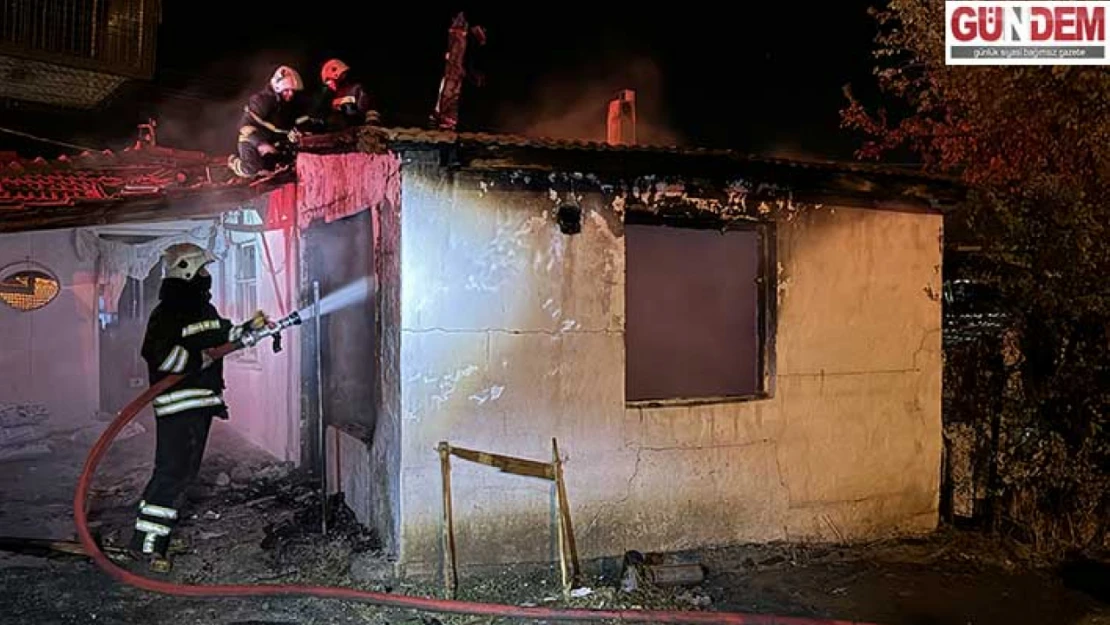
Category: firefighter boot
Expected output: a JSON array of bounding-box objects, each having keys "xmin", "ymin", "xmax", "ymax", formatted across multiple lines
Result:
[
  {"xmin": 228, "ymin": 155, "xmax": 251, "ymax": 178},
  {"xmin": 168, "ymin": 536, "xmax": 190, "ymax": 555},
  {"xmin": 150, "ymin": 553, "xmax": 173, "ymax": 573}
]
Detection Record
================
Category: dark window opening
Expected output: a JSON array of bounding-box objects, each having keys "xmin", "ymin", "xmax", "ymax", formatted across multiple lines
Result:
[
  {"xmin": 624, "ymin": 222, "xmax": 774, "ymax": 404},
  {"xmin": 302, "ymin": 209, "xmax": 378, "ymax": 435}
]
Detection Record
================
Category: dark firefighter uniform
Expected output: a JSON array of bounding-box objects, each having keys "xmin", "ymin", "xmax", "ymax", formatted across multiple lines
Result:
[
  {"xmin": 230, "ymin": 87, "xmax": 313, "ymax": 177},
  {"xmin": 320, "ymin": 81, "xmax": 378, "ymax": 130},
  {"xmin": 129, "ymin": 273, "xmax": 241, "ymax": 559},
  {"xmin": 317, "ymin": 58, "xmax": 380, "ymax": 131}
]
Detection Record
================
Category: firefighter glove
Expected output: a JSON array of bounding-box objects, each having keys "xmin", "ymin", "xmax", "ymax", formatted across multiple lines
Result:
[{"xmin": 248, "ymin": 310, "xmax": 272, "ymax": 331}]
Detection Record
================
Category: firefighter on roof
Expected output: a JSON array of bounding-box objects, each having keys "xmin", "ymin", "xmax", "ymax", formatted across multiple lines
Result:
[
  {"xmin": 228, "ymin": 65, "xmax": 314, "ymax": 178},
  {"xmin": 129, "ymin": 242, "xmax": 271, "ymax": 572},
  {"xmin": 317, "ymin": 58, "xmax": 380, "ymax": 130}
]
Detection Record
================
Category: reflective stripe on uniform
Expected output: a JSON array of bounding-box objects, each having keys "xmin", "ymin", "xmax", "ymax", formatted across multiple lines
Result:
[
  {"xmin": 159, "ymin": 345, "xmax": 188, "ymax": 373},
  {"xmin": 245, "ymin": 107, "xmax": 285, "ymax": 134},
  {"xmin": 153, "ymin": 389, "xmax": 224, "ymax": 417},
  {"xmin": 140, "ymin": 501, "xmax": 178, "ymax": 520},
  {"xmin": 136, "ymin": 519, "xmax": 171, "ymax": 536},
  {"xmin": 182, "ymin": 320, "xmax": 222, "ymax": 337},
  {"xmin": 153, "ymin": 396, "xmax": 224, "ymax": 417},
  {"xmin": 135, "ymin": 519, "xmax": 171, "ymax": 554},
  {"xmin": 154, "ymin": 389, "xmax": 214, "ymax": 405}
]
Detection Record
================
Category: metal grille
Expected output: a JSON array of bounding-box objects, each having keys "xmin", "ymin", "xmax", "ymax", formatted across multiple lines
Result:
[
  {"xmin": 0, "ymin": 0, "xmax": 159, "ymax": 78},
  {"xmin": 233, "ymin": 241, "xmax": 260, "ymax": 362},
  {"xmin": 0, "ymin": 268, "xmax": 60, "ymax": 312},
  {"xmin": 235, "ymin": 242, "xmax": 258, "ymax": 321},
  {"xmin": 0, "ymin": 54, "xmax": 127, "ymax": 108}
]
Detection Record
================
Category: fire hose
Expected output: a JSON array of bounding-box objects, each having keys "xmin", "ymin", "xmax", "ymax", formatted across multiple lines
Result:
[{"xmin": 72, "ymin": 311, "xmax": 879, "ymax": 625}]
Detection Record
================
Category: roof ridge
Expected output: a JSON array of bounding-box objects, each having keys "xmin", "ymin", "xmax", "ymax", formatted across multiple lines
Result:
[{"xmin": 372, "ymin": 127, "xmax": 954, "ymax": 183}]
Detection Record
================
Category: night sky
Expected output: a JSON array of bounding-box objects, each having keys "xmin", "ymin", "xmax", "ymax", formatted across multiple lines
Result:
[{"xmin": 1, "ymin": 2, "xmax": 886, "ymax": 161}]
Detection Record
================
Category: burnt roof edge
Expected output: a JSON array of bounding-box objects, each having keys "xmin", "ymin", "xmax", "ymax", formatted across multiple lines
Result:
[
  {"xmin": 365, "ymin": 128, "xmax": 962, "ymax": 215},
  {"xmin": 0, "ymin": 182, "xmax": 281, "ymax": 234}
]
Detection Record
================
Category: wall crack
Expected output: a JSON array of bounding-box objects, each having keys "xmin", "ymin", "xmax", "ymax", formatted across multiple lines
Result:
[
  {"xmin": 581, "ymin": 445, "xmax": 644, "ymax": 539},
  {"xmin": 630, "ymin": 439, "xmax": 773, "ymax": 452},
  {"xmin": 402, "ymin": 327, "xmax": 619, "ymax": 336},
  {"xmin": 911, "ymin": 327, "xmax": 942, "ymax": 370}
]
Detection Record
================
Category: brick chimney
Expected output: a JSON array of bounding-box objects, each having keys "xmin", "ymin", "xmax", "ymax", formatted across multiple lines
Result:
[{"xmin": 607, "ymin": 89, "xmax": 636, "ymax": 146}]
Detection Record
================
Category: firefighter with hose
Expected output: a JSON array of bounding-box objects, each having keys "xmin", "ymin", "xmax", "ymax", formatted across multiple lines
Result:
[{"xmin": 128, "ymin": 243, "xmax": 272, "ymax": 572}]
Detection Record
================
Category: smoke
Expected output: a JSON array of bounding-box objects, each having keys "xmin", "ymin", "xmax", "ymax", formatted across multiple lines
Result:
[
  {"xmin": 494, "ymin": 55, "xmax": 682, "ymax": 147},
  {"xmin": 148, "ymin": 49, "xmax": 316, "ymax": 156},
  {"xmin": 761, "ymin": 142, "xmax": 828, "ymax": 162}
]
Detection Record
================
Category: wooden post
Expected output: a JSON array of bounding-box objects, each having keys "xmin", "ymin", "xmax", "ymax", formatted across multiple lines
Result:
[
  {"xmin": 554, "ymin": 440, "xmax": 570, "ymax": 599},
  {"xmin": 552, "ymin": 438, "xmax": 581, "ymax": 590},
  {"xmin": 437, "ymin": 442, "xmax": 458, "ymax": 598},
  {"xmin": 435, "ymin": 440, "xmax": 580, "ymax": 595}
]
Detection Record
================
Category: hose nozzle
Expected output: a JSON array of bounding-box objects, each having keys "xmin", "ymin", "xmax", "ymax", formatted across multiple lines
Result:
[
  {"xmin": 277, "ymin": 310, "xmax": 302, "ymax": 329},
  {"xmin": 238, "ymin": 310, "xmax": 303, "ymax": 350}
]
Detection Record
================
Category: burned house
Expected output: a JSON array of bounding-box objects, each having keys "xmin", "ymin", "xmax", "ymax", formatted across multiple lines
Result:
[
  {"xmin": 0, "ymin": 121, "xmax": 961, "ymax": 578},
  {"xmin": 0, "ymin": 138, "xmax": 300, "ymax": 474}
]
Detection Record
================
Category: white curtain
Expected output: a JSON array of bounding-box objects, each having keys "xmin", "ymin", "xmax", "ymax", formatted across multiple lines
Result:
[{"xmin": 74, "ymin": 224, "xmax": 230, "ymax": 313}]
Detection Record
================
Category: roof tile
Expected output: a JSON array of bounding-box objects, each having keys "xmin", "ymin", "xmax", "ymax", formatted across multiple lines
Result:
[{"xmin": 0, "ymin": 142, "xmax": 245, "ymax": 212}]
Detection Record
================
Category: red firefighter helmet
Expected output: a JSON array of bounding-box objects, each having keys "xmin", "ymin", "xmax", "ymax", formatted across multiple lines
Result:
[{"xmin": 321, "ymin": 58, "xmax": 350, "ymax": 85}]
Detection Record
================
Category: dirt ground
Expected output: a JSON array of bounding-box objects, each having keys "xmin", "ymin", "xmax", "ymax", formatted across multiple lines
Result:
[{"xmin": 1, "ymin": 421, "xmax": 1108, "ymax": 625}]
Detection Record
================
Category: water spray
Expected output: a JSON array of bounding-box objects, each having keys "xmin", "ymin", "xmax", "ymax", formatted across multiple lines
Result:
[
  {"xmin": 313, "ymin": 280, "xmax": 327, "ymax": 536},
  {"xmin": 226, "ymin": 276, "xmax": 373, "ymax": 356},
  {"xmin": 297, "ymin": 276, "xmax": 374, "ymax": 321}
]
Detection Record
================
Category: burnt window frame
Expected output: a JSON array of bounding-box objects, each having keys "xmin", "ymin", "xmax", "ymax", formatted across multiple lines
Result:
[{"xmin": 623, "ymin": 212, "xmax": 778, "ymax": 408}]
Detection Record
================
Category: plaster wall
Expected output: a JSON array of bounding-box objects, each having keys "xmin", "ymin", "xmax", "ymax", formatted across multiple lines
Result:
[
  {"xmin": 215, "ymin": 228, "xmax": 301, "ymax": 462},
  {"xmin": 0, "ymin": 229, "xmax": 100, "ymax": 429},
  {"xmin": 396, "ymin": 171, "xmax": 943, "ymax": 575}
]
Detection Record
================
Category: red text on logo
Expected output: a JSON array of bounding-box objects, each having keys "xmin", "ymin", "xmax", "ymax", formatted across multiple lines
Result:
[
  {"xmin": 1029, "ymin": 6, "xmax": 1105, "ymax": 41},
  {"xmin": 951, "ymin": 6, "xmax": 1004, "ymax": 42},
  {"xmin": 950, "ymin": 4, "xmax": 1106, "ymax": 43}
]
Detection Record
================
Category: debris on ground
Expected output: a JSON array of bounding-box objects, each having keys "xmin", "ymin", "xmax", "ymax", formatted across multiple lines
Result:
[
  {"xmin": 0, "ymin": 403, "xmax": 53, "ymax": 463},
  {"xmin": 0, "ymin": 403, "xmax": 49, "ymax": 429},
  {"xmin": 2, "ymin": 417, "xmax": 1108, "ymax": 625},
  {"xmin": 0, "ymin": 441, "xmax": 52, "ymax": 463},
  {"xmin": 69, "ymin": 418, "xmax": 145, "ymax": 446},
  {"xmin": 621, "ymin": 549, "xmax": 706, "ymax": 592}
]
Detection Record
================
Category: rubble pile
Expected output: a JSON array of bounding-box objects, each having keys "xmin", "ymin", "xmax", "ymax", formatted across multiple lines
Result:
[
  {"xmin": 438, "ymin": 564, "xmax": 714, "ymax": 617},
  {"xmin": 0, "ymin": 403, "xmax": 52, "ymax": 463},
  {"xmin": 98, "ymin": 459, "xmax": 383, "ymax": 588},
  {"xmin": 94, "ymin": 455, "xmax": 715, "ymax": 617},
  {"xmin": 0, "ymin": 404, "xmax": 148, "ymax": 465},
  {"xmin": 69, "ymin": 412, "xmax": 146, "ymax": 447}
]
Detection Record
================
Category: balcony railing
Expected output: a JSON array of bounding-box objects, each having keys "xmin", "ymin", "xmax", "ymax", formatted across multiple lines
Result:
[{"xmin": 0, "ymin": 0, "xmax": 160, "ymax": 79}]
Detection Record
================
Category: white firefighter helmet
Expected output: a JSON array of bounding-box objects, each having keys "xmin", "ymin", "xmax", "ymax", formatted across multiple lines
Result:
[
  {"xmin": 270, "ymin": 65, "xmax": 304, "ymax": 94},
  {"xmin": 163, "ymin": 243, "xmax": 217, "ymax": 281}
]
